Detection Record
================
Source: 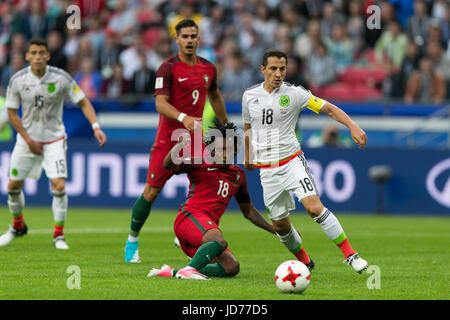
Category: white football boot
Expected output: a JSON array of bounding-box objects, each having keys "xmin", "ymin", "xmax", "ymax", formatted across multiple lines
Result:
[
  {"xmin": 0, "ymin": 224, "xmax": 28, "ymax": 246},
  {"xmin": 344, "ymin": 253, "xmax": 368, "ymax": 273},
  {"xmin": 53, "ymin": 235, "xmax": 70, "ymax": 250}
]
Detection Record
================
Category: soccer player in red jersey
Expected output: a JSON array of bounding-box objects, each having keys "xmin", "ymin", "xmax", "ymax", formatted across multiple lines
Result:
[
  {"xmin": 148, "ymin": 121, "xmax": 275, "ymax": 279},
  {"xmin": 125, "ymin": 19, "xmax": 228, "ymax": 262}
]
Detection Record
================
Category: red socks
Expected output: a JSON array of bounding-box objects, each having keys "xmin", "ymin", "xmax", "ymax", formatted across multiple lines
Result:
[
  {"xmin": 54, "ymin": 225, "xmax": 64, "ymax": 237},
  {"xmin": 294, "ymin": 247, "xmax": 311, "ymax": 265},
  {"xmin": 13, "ymin": 214, "xmax": 24, "ymax": 230},
  {"xmin": 337, "ymin": 238, "xmax": 356, "ymax": 259}
]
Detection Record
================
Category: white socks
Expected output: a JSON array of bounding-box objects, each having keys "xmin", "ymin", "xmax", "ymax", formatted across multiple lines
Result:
[
  {"xmin": 313, "ymin": 207, "xmax": 344, "ymax": 241},
  {"xmin": 128, "ymin": 235, "xmax": 139, "ymax": 242},
  {"xmin": 276, "ymin": 225, "xmax": 302, "ymax": 252},
  {"xmin": 52, "ymin": 190, "xmax": 68, "ymax": 224},
  {"xmin": 7, "ymin": 189, "xmax": 24, "ymax": 216}
]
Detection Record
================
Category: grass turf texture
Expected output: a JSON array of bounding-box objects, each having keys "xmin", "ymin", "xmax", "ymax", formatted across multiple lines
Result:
[{"xmin": 0, "ymin": 207, "xmax": 448, "ymax": 300}]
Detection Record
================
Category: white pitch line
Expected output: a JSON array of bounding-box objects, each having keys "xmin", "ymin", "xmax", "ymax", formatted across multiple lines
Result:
[{"xmin": 28, "ymin": 226, "xmax": 173, "ymax": 235}]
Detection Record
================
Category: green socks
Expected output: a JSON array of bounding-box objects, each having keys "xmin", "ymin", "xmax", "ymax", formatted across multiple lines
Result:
[
  {"xmin": 199, "ymin": 263, "xmax": 228, "ymax": 277},
  {"xmin": 188, "ymin": 240, "xmax": 225, "ymax": 271},
  {"xmin": 129, "ymin": 195, "xmax": 152, "ymax": 237}
]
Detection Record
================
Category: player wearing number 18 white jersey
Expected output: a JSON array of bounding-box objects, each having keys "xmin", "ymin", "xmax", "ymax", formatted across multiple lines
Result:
[
  {"xmin": 243, "ymin": 49, "xmax": 369, "ymax": 274},
  {"xmin": 0, "ymin": 39, "xmax": 107, "ymax": 250},
  {"xmin": 242, "ymin": 81, "xmax": 323, "ymax": 167}
]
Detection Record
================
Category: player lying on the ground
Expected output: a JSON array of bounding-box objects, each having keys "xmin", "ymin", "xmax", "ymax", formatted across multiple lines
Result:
[{"xmin": 148, "ymin": 121, "xmax": 276, "ymax": 280}]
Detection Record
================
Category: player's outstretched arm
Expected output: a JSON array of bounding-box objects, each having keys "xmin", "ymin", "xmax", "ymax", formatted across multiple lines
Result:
[
  {"xmin": 238, "ymin": 201, "xmax": 275, "ymax": 234},
  {"xmin": 319, "ymin": 102, "xmax": 367, "ymax": 149},
  {"xmin": 7, "ymin": 108, "xmax": 42, "ymax": 155},
  {"xmin": 243, "ymin": 123, "xmax": 254, "ymax": 170},
  {"xmin": 155, "ymin": 95, "xmax": 202, "ymax": 132},
  {"xmin": 77, "ymin": 98, "xmax": 107, "ymax": 147},
  {"xmin": 207, "ymin": 87, "xmax": 228, "ymax": 124}
]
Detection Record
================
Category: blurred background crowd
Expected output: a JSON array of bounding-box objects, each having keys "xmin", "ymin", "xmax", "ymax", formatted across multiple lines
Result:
[{"xmin": 0, "ymin": 0, "xmax": 449, "ymax": 104}]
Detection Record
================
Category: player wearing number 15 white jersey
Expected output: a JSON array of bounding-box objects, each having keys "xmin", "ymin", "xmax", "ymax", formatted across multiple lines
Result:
[
  {"xmin": 0, "ymin": 38, "xmax": 107, "ymax": 250},
  {"xmin": 242, "ymin": 49, "xmax": 369, "ymax": 274}
]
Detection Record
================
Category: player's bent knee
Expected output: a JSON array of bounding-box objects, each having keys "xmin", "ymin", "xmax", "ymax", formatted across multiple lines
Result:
[
  {"xmin": 226, "ymin": 261, "xmax": 240, "ymax": 277},
  {"xmin": 218, "ymin": 239, "xmax": 228, "ymax": 250},
  {"xmin": 303, "ymin": 202, "xmax": 324, "ymax": 218},
  {"xmin": 8, "ymin": 180, "xmax": 23, "ymax": 191}
]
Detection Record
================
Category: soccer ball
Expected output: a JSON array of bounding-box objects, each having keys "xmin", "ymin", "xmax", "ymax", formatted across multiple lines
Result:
[{"xmin": 274, "ymin": 260, "xmax": 310, "ymax": 293}]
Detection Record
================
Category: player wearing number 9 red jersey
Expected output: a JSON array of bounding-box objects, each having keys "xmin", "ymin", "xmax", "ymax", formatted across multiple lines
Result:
[{"xmin": 124, "ymin": 19, "xmax": 228, "ymax": 263}]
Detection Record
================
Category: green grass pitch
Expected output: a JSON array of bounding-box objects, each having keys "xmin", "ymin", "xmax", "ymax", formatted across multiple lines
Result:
[{"xmin": 0, "ymin": 207, "xmax": 448, "ymax": 300}]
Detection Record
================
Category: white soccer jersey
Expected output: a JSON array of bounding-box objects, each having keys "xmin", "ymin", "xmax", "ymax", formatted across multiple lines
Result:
[
  {"xmin": 242, "ymin": 82, "xmax": 325, "ymax": 165},
  {"xmin": 5, "ymin": 66, "xmax": 85, "ymax": 142}
]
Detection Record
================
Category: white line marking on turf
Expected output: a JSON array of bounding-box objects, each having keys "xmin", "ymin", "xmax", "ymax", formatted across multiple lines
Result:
[{"xmin": 28, "ymin": 227, "xmax": 173, "ymax": 235}]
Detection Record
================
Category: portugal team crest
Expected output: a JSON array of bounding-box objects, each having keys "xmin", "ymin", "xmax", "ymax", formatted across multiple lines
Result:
[
  {"xmin": 47, "ymin": 83, "xmax": 56, "ymax": 93},
  {"xmin": 279, "ymin": 95, "xmax": 290, "ymax": 107}
]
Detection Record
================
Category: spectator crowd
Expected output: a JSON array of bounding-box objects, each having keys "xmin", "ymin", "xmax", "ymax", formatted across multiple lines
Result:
[{"xmin": 0, "ymin": 0, "xmax": 449, "ymax": 104}]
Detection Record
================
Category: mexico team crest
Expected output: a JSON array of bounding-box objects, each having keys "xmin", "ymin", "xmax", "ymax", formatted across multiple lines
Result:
[
  {"xmin": 279, "ymin": 95, "xmax": 290, "ymax": 107},
  {"xmin": 47, "ymin": 83, "xmax": 56, "ymax": 93}
]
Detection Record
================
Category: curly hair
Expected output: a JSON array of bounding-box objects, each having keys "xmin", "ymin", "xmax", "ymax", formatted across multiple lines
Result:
[{"xmin": 204, "ymin": 119, "xmax": 239, "ymax": 157}]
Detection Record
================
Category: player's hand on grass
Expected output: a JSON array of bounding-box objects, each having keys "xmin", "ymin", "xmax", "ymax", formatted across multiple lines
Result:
[
  {"xmin": 350, "ymin": 125, "xmax": 367, "ymax": 149},
  {"xmin": 94, "ymin": 128, "xmax": 107, "ymax": 147},
  {"xmin": 27, "ymin": 139, "xmax": 43, "ymax": 155},
  {"xmin": 182, "ymin": 116, "xmax": 202, "ymax": 132}
]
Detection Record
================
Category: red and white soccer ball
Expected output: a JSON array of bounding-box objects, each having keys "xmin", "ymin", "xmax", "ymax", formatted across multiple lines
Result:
[{"xmin": 274, "ymin": 260, "xmax": 311, "ymax": 293}]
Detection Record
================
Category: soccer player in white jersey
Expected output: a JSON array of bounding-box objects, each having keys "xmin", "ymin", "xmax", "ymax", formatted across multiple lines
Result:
[
  {"xmin": 0, "ymin": 39, "xmax": 107, "ymax": 249},
  {"xmin": 242, "ymin": 49, "xmax": 368, "ymax": 273}
]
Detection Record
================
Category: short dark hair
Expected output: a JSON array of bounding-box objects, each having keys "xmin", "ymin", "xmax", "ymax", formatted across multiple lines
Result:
[
  {"xmin": 27, "ymin": 38, "xmax": 48, "ymax": 51},
  {"xmin": 262, "ymin": 49, "xmax": 288, "ymax": 67},
  {"xmin": 175, "ymin": 19, "xmax": 199, "ymax": 35}
]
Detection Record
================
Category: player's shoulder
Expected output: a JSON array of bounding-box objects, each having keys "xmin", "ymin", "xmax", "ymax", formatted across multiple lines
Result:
[
  {"xmin": 283, "ymin": 82, "xmax": 309, "ymax": 93},
  {"xmin": 197, "ymin": 56, "xmax": 215, "ymax": 67},
  {"xmin": 48, "ymin": 66, "xmax": 73, "ymax": 82},
  {"xmin": 230, "ymin": 164, "xmax": 246, "ymax": 176},
  {"xmin": 243, "ymin": 82, "xmax": 264, "ymax": 95},
  {"xmin": 160, "ymin": 56, "xmax": 179, "ymax": 68},
  {"xmin": 8, "ymin": 67, "xmax": 29, "ymax": 85}
]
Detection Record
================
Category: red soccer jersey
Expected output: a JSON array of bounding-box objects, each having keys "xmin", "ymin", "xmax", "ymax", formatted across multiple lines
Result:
[
  {"xmin": 177, "ymin": 162, "xmax": 250, "ymax": 225},
  {"xmin": 153, "ymin": 54, "xmax": 217, "ymax": 147}
]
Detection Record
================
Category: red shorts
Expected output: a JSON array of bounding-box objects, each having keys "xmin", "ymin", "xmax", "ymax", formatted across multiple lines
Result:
[
  {"xmin": 174, "ymin": 208, "xmax": 230, "ymax": 258},
  {"xmin": 146, "ymin": 145, "xmax": 174, "ymax": 187}
]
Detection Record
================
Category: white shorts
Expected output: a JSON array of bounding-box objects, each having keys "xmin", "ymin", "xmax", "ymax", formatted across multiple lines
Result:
[
  {"xmin": 260, "ymin": 153, "xmax": 318, "ymax": 221},
  {"xmin": 9, "ymin": 135, "xmax": 68, "ymax": 180}
]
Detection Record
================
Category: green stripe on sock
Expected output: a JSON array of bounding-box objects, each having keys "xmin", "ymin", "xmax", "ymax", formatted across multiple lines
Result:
[
  {"xmin": 333, "ymin": 232, "xmax": 347, "ymax": 245},
  {"xmin": 290, "ymin": 243, "xmax": 304, "ymax": 254},
  {"xmin": 55, "ymin": 221, "xmax": 65, "ymax": 227}
]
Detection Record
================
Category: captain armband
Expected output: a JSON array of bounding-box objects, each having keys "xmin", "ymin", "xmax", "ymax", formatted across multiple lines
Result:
[{"xmin": 306, "ymin": 95, "xmax": 326, "ymax": 114}]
